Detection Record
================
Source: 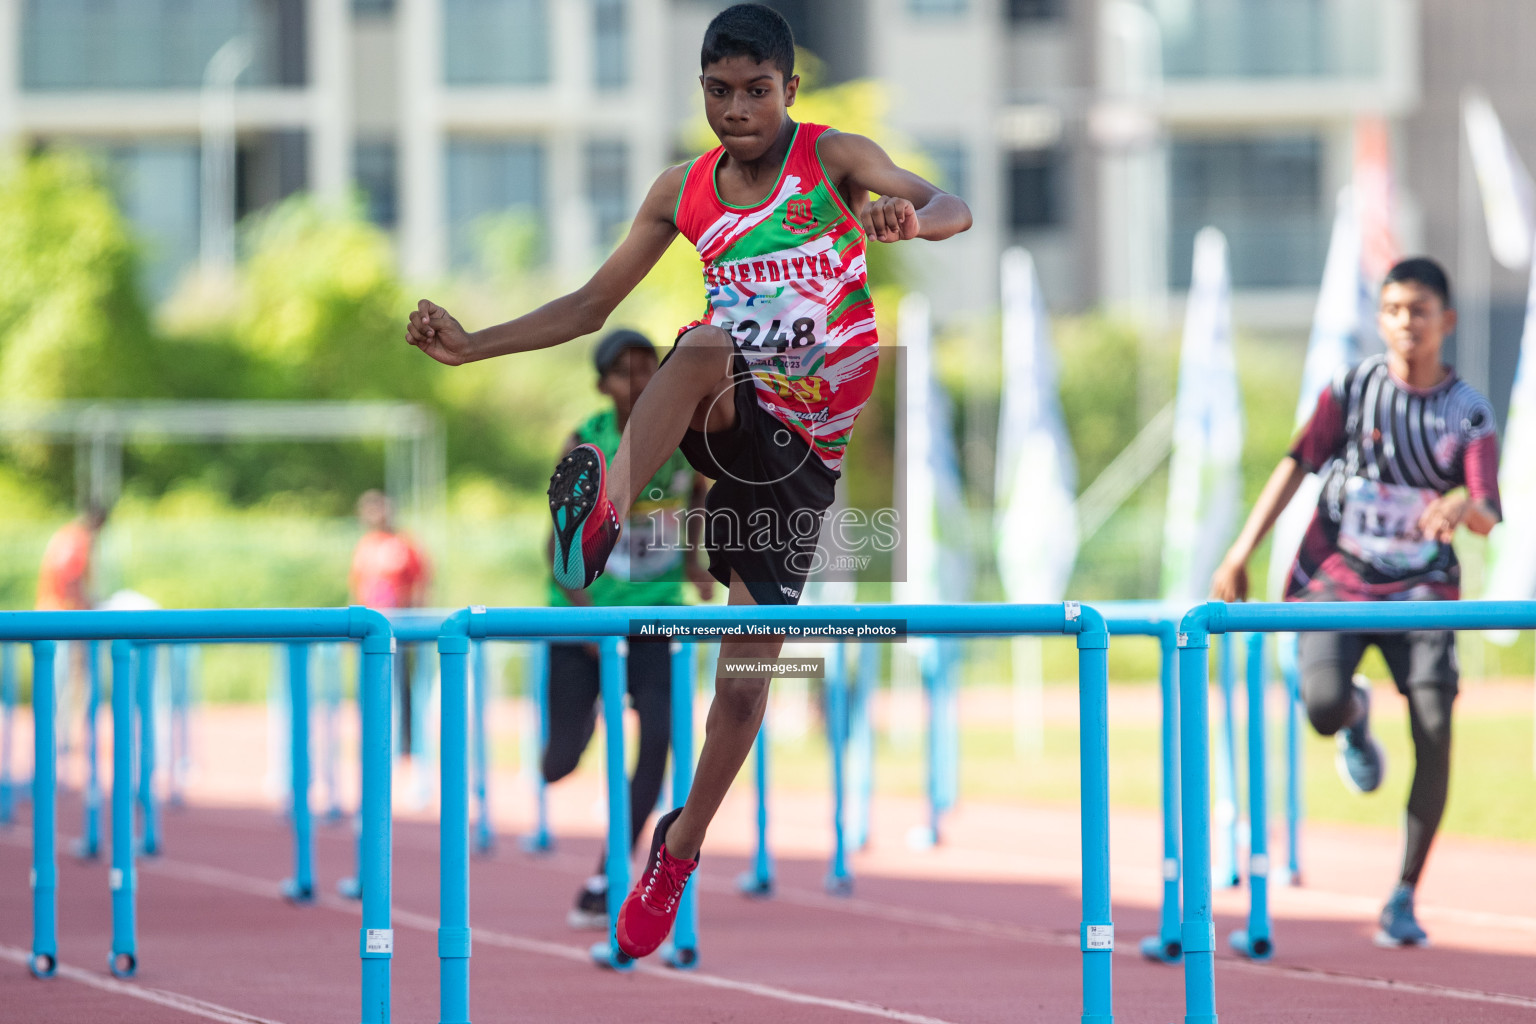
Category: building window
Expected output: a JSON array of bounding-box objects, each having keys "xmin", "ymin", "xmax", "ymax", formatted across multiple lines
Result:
[
  {"xmin": 355, "ymin": 141, "xmax": 398, "ymax": 228},
  {"xmin": 593, "ymin": 0, "xmax": 627, "ymax": 90},
  {"xmin": 586, "ymin": 139, "xmax": 629, "ymax": 248},
  {"xmin": 21, "ymin": 0, "xmax": 304, "ymax": 90},
  {"xmin": 444, "ymin": 0, "xmax": 550, "ymax": 86},
  {"xmin": 1008, "ymin": 0, "xmax": 1064, "ymax": 21},
  {"xmin": 446, "ymin": 139, "xmax": 546, "ymax": 270},
  {"xmin": 908, "ymin": 0, "xmax": 967, "ymax": 14},
  {"xmin": 920, "ymin": 140, "xmax": 968, "ymax": 200},
  {"xmin": 1168, "ymin": 135, "xmax": 1327, "ymax": 289},
  {"xmin": 1009, "ymin": 148, "xmax": 1066, "ymax": 229},
  {"xmin": 77, "ymin": 140, "xmax": 201, "ymax": 299}
]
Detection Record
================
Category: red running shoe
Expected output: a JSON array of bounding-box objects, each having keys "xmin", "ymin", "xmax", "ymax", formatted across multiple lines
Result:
[
  {"xmin": 548, "ymin": 443, "xmax": 621, "ymax": 590},
  {"xmin": 616, "ymin": 808, "xmax": 697, "ymax": 959}
]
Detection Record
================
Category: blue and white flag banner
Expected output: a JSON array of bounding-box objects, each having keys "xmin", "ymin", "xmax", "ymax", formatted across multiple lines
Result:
[
  {"xmin": 994, "ymin": 249, "xmax": 1078, "ymax": 754},
  {"xmin": 1485, "ymin": 248, "xmax": 1536, "ymax": 643},
  {"xmin": 1162, "ymin": 227, "xmax": 1244, "ymax": 603},
  {"xmin": 1268, "ymin": 188, "xmax": 1375, "ymax": 598},
  {"xmin": 1464, "ymin": 90, "xmax": 1536, "ymax": 272}
]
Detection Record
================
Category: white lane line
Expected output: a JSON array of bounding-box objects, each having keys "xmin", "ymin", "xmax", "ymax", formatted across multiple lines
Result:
[
  {"xmin": 1221, "ymin": 958, "xmax": 1536, "ymax": 1010},
  {"xmin": 135, "ymin": 856, "xmax": 963, "ymax": 1024},
  {"xmin": 14, "ymin": 833, "xmax": 1536, "ymax": 1015},
  {"xmin": 0, "ymin": 944, "xmax": 288, "ymax": 1024}
]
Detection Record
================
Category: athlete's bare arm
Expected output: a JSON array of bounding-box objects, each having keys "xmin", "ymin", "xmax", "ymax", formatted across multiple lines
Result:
[
  {"xmin": 407, "ymin": 165, "xmax": 687, "ymax": 365},
  {"xmin": 816, "ymin": 132, "xmax": 972, "ymax": 243}
]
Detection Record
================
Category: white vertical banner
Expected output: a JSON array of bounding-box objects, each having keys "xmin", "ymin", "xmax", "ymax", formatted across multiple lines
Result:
[
  {"xmin": 1485, "ymin": 251, "xmax": 1536, "ymax": 636},
  {"xmin": 1162, "ymin": 228, "xmax": 1243, "ymax": 603},
  {"xmin": 1463, "ymin": 91, "xmax": 1536, "ymax": 272},
  {"xmin": 995, "ymin": 249, "xmax": 1079, "ymax": 754},
  {"xmin": 1268, "ymin": 188, "xmax": 1370, "ymax": 597}
]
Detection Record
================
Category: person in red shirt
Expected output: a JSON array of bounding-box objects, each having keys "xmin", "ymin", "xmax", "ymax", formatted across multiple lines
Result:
[
  {"xmin": 36, "ymin": 506, "xmax": 107, "ymax": 612},
  {"xmin": 350, "ymin": 490, "xmax": 430, "ymax": 610},
  {"xmin": 350, "ymin": 491, "xmax": 431, "ymax": 758}
]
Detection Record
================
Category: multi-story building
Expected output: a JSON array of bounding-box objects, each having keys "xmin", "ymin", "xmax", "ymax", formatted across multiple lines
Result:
[{"xmin": 1, "ymin": 0, "xmax": 1527, "ymax": 365}]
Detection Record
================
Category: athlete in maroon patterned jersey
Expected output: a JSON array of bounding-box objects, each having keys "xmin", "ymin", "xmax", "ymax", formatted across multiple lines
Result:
[
  {"xmin": 1212, "ymin": 258, "xmax": 1501, "ymax": 948},
  {"xmin": 405, "ymin": 4, "xmax": 971, "ymax": 960}
]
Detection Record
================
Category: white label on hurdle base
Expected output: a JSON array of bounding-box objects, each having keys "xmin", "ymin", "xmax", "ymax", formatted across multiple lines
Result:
[
  {"xmin": 1085, "ymin": 925, "xmax": 1114, "ymax": 950},
  {"xmin": 1177, "ymin": 633, "xmax": 1188, "ymax": 647},
  {"xmin": 1162, "ymin": 857, "xmax": 1179, "ymax": 881},
  {"xmin": 1250, "ymin": 853, "xmax": 1270, "ymax": 877},
  {"xmin": 366, "ymin": 929, "xmax": 394, "ymax": 954},
  {"xmin": 110, "ymin": 868, "xmax": 124, "ymax": 891}
]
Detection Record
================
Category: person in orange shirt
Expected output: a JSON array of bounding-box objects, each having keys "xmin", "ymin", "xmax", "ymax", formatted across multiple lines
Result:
[
  {"xmin": 350, "ymin": 491, "xmax": 431, "ymax": 759},
  {"xmin": 36, "ymin": 506, "xmax": 107, "ymax": 611}
]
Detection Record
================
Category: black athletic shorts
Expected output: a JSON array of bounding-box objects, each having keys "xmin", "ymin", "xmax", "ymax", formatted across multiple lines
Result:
[
  {"xmin": 1298, "ymin": 629, "xmax": 1459, "ymax": 698},
  {"xmin": 662, "ymin": 336, "xmax": 838, "ymax": 607}
]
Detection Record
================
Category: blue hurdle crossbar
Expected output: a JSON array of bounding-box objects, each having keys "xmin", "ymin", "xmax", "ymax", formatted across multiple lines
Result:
[
  {"xmin": 1175, "ymin": 599, "xmax": 1536, "ymax": 1024},
  {"xmin": 435, "ymin": 602, "xmax": 1116, "ymax": 1024},
  {"xmin": 5, "ymin": 608, "xmax": 395, "ymax": 1024}
]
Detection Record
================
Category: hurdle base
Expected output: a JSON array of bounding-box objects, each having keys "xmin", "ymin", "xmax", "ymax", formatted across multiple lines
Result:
[
  {"xmin": 662, "ymin": 941, "xmax": 698, "ymax": 970},
  {"xmin": 29, "ymin": 951, "xmax": 57, "ymax": 979},
  {"xmin": 281, "ymin": 878, "xmax": 316, "ymax": 904},
  {"xmin": 590, "ymin": 940, "xmax": 636, "ymax": 972},
  {"xmin": 473, "ymin": 831, "xmax": 496, "ymax": 857},
  {"xmin": 1276, "ymin": 867, "xmax": 1303, "ymax": 887},
  {"xmin": 519, "ymin": 833, "xmax": 554, "ymax": 856},
  {"xmin": 1138, "ymin": 934, "xmax": 1182, "ymax": 964},
  {"xmin": 1228, "ymin": 928, "xmax": 1273, "ymax": 961},
  {"xmin": 70, "ymin": 837, "xmax": 100, "ymax": 861},
  {"xmin": 137, "ymin": 839, "xmax": 161, "ymax": 858},
  {"xmin": 109, "ymin": 951, "xmax": 137, "ymax": 979},
  {"xmin": 905, "ymin": 825, "xmax": 940, "ymax": 850},
  {"xmin": 824, "ymin": 873, "xmax": 854, "ymax": 897},
  {"xmin": 336, "ymin": 876, "xmax": 362, "ymax": 900},
  {"xmin": 736, "ymin": 871, "xmax": 774, "ymax": 899}
]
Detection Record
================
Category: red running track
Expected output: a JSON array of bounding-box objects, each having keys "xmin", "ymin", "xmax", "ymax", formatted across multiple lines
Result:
[{"xmin": 3, "ymin": 780, "xmax": 1536, "ymax": 1024}]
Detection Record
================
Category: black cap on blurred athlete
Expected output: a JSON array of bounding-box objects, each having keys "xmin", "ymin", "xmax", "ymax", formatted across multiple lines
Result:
[{"xmin": 592, "ymin": 328, "xmax": 657, "ymax": 378}]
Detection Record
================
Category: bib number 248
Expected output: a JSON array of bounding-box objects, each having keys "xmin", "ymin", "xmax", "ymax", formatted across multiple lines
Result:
[{"xmin": 720, "ymin": 317, "xmax": 819, "ymax": 352}]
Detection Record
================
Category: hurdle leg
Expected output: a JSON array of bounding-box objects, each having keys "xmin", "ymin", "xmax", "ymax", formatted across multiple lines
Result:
[
  {"xmin": 1230, "ymin": 633, "xmax": 1273, "ymax": 960},
  {"xmin": 1141, "ymin": 629, "xmax": 1183, "ymax": 963},
  {"xmin": 167, "ymin": 646, "xmax": 188, "ymax": 808},
  {"xmin": 663, "ymin": 641, "xmax": 700, "ymax": 968},
  {"xmin": 826, "ymin": 642, "xmax": 853, "ymax": 896},
  {"xmin": 848, "ymin": 641, "xmax": 876, "ymax": 851},
  {"xmin": 136, "ymin": 645, "xmax": 160, "ymax": 857},
  {"xmin": 319, "ymin": 643, "xmax": 344, "ymax": 824},
  {"xmin": 1178, "ymin": 630, "xmax": 1218, "ymax": 1023},
  {"xmin": 472, "ymin": 639, "xmax": 494, "ymax": 855},
  {"xmin": 338, "ymin": 645, "xmax": 366, "ymax": 900},
  {"xmin": 109, "ymin": 640, "xmax": 138, "ymax": 978},
  {"xmin": 30, "ymin": 641, "xmax": 59, "ymax": 977},
  {"xmin": 282, "ymin": 643, "xmax": 316, "ymax": 903},
  {"xmin": 737, "ymin": 718, "xmax": 774, "ymax": 896},
  {"xmin": 0, "ymin": 644, "xmax": 15, "ymax": 826},
  {"xmin": 438, "ymin": 630, "xmax": 473, "ymax": 1021},
  {"xmin": 593, "ymin": 637, "xmax": 636, "ymax": 970},
  {"xmin": 76, "ymin": 641, "xmax": 102, "ymax": 859},
  {"xmin": 1213, "ymin": 633, "xmax": 1240, "ymax": 889},
  {"xmin": 520, "ymin": 643, "xmax": 553, "ymax": 854},
  {"xmin": 1077, "ymin": 614, "xmax": 1114, "ymax": 1023},
  {"xmin": 358, "ymin": 632, "xmax": 395, "ymax": 1024},
  {"xmin": 1278, "ymin": 633, "xmax": 1304, "ymax": 885}
]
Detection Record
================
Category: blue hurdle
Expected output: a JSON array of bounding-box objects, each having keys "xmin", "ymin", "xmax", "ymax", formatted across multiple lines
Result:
[
  {"xmin": 0, "ymin": 644, "xmax": 17, "ymax": 825},
  {"xmin": 435, "ymin": 602, "xmax": 1116, "ymax": 1024},
  {"xmin": 10, "ymin": 608, "xmax": 395, "ymax": 1024},
  {"xmin": 738, "ymin": 718, "xmax": 774, "ymax": 897},
  {"xmin": 519, "ymin": 641, "xmax": 554, "ymax": 854},
  {"xmin": 1275, "ymin": 633, "xmax": 1305, "ymax": 884},
  {"xmin": 1175, "ymin": 599, "xmax": 1535, "ymax": 1023},
  {"xmin": 74, "ymin": 641, "xmax": 104, "ymax": 858}
]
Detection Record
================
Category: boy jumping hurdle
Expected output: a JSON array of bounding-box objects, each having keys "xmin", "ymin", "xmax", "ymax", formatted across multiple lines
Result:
[{"xmin": 407, "ymin": 3, "xmax": 970, "ymax": 958}]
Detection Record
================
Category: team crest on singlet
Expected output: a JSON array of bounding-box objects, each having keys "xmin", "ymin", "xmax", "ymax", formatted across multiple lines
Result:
[{"xmin": 782, "ymin": 196, "xmax": 818, "ymax": 234}]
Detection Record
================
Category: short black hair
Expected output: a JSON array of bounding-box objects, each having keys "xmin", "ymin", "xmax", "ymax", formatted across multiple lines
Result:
[
  {"xmin": 701, "ymin": 4, "xmax": 795, "ymax": 81},
  {"xmin": 1383, "ymin": 257, "xmax": 1453, "ymax": 309},
  {"xmin": 593, "ymin": 328, "xmax": 656, "ymax": 378}
]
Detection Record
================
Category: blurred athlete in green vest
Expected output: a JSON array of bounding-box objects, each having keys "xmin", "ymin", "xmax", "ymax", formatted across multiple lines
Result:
[{"xmin": 544, "ymin": 329, "xmax": 714, "ymax": 928}]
